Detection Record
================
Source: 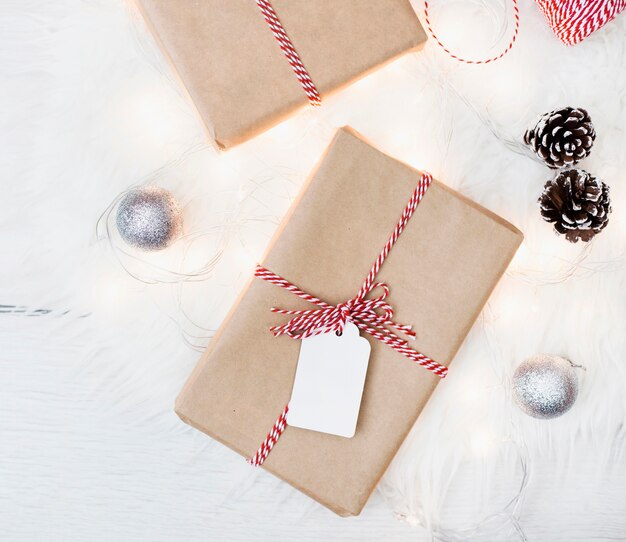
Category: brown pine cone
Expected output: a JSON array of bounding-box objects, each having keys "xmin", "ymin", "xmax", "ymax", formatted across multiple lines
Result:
[
  {"xmin": 524, "ymin": 107, "xmax": 595, "ymax": 169},
  {"xmin": 538, "ymin": 169, "xmax": 611, "ymax": 243}
]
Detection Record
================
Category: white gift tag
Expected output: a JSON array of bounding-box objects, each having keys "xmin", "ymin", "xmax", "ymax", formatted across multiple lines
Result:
[{"xmin": 287, "ymin": 322, "xmax": 371, "ymax": 438}]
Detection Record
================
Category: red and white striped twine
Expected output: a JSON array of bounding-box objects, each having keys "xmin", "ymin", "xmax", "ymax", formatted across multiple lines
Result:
[
  {"xmin": 247, "ymin": 173, "xmax": 447, "ymax": 468},
  {"xmin": 247, "ymin": 404, "xmax": 289, "ymax": 468},
  {"xmin": 423, "ymin": 0, "xmax": 520, "ymax": 64},
  {"xmin": 534, "ymin": 0, "xmax": 626, "ymax": 45},
  {"xmin": 255, "ymin": 0, "xmax": 321, "ymax": 106}
]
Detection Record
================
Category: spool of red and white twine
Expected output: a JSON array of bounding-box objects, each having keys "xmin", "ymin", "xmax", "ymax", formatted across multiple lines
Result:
[
  {"xmin": 534, "ymin": 0, "xmax": 626, "ymax": 45},
  {"xmin": 248, "ymin": 173, "xmax": 447, "ymax": 468}
]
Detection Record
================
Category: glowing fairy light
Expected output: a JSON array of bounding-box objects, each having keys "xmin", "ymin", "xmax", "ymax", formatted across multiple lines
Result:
[{"xmin": 470, "ymin": 426, "xmax": 497, "ymax": 456}]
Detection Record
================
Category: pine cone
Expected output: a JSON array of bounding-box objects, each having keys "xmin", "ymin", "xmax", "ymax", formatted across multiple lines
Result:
[
  {"xmin": 524, "ymin": 107, "xmax": 595, "ymax": 169},
  {"xmin": 538, "ymin": 169, "xmax": 611, "ymax": 243}
]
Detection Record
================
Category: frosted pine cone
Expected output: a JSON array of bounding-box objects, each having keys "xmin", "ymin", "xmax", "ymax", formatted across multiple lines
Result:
[
  {"xmin": 524, "ymin": 107, "xmax": 595, "ymax": 169},
  {"xmin": 538, "ymin": 169, "xmax": 611, "ymax": 243}
]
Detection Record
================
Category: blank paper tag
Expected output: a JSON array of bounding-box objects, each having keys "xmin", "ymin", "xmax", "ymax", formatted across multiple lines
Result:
[{"xmin": 287, "ymin": 322, "xmax": 371, "ymax": 438}]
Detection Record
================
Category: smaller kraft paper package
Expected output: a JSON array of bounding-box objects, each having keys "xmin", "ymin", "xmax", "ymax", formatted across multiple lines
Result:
[
  {"xmin": 135, "ymin": 0, "xmax": 427, "ymax": 149},
  {"xmin": 176, "ymin": 128, "xmax": 523, "ymax": 516}
]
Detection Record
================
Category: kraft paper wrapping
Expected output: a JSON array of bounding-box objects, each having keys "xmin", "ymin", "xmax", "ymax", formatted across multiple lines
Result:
[
  {"xmin": 135, "ymin": 0, "xmax": 427, "ymax": 149},
  {"xmin": 176, "ymin": 128, "xmax": 523, "ymax": 516}
]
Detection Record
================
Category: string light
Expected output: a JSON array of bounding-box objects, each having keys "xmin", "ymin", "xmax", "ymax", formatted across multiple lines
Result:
[
  {"xmin": 92, "ymin": 264, "xmax": 136, "ymax": 313},
  {"xmin": 116, "ymin": 82, "xmax": 192, "ymax": 159}
]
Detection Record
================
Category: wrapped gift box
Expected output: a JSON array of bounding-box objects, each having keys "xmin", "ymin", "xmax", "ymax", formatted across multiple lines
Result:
[
  {"xmin": 176, "ymin": 128, "xmax": 523, "ymax": 515},
  {"xmin": 135, "ymin": 0, "xmax": 427, "ymax": 149}
]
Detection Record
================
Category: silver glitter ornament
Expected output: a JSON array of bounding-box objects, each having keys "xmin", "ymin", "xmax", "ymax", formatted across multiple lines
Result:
[
  {"xmin": 116, "ymin": 186, "xmax": 183, "ymax": 251},
  {"xmin": 513, "ymin": 354, "xmax": 578, "ymax": 419}
]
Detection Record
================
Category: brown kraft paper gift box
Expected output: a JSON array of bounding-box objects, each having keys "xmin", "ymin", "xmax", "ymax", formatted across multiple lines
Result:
[
  {"xmin": 176, "ymin": 127, "xmax": 523, "ymax": 516},
  {"xmin": 134, "ymin": 0, "xmax": 427, "ymax": 149}
]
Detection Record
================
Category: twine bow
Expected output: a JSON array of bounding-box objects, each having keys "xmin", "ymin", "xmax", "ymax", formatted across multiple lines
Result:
[
  {"xmin": 248, "ymin": 173, "xmax": 448, "ymax": 467},
  {"xmin": 261, "ymin": 275, "xmax": 414, "ymax": 341}
]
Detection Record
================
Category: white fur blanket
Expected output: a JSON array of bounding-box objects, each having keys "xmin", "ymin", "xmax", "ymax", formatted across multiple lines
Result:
[{"xmin": 2, "ymin": 1, "xmax": 625, "ymax": 540}]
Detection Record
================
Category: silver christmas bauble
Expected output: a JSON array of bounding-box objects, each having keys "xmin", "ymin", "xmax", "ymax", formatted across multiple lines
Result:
[
  {"xmin": 116, "ymin": 186, "xmax": 183, "ymax": 250},
  {"xmin": 513, "ymin": 354, "xmax": 578, "ymax": 419}
]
